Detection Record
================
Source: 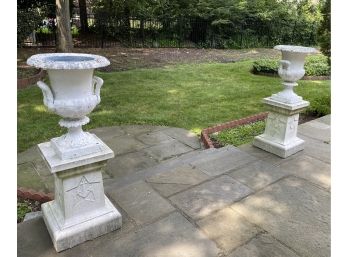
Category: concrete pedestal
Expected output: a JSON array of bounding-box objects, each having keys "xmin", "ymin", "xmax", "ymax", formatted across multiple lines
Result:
[
  {"xmin": 38, "ymin": 140, "xmax": 122, "ymax": 252},
  {"xmin": 253, "ymin": 97, "xmax": 309, "ymax": 158}
]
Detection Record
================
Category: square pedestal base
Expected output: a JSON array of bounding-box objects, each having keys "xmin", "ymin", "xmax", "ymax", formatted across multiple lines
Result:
[
  {"xmin": 42, "ymin": 196, "xmax": 122, "ymax": 252},
  {"xmin": 253, "ymin": 135, "xmax": 304, "ymax": 158}
]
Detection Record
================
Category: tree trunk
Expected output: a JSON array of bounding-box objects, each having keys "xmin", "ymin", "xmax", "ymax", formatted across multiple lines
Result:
[
  {"xmin": 56, "ymin": 0, "xmax": 73, "ymax": 52},
  {"xmin": 79, "ymin": 0, "xmax": 88, "ymax": 33}
]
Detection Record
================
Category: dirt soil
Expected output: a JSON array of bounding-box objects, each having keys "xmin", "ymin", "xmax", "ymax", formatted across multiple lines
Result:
[{"xmin": 18, "ymin": 46, "xmax": 280, "ymax": 73}]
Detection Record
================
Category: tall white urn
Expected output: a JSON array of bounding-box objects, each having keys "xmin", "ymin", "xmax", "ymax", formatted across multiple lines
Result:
[
  {"xmin": 270, "ymin": 45, "xmax": 318, "ymax": 104},
  {"xmin": 27, "ymin": 53, "xmax": 110, "ymax": 159},
  {"xmin": 27, "ymin": 53, "xmax": 122, "ymax": 252}
]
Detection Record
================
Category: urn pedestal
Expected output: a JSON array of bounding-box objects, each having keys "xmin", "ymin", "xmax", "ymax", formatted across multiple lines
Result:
[
  {"xmin": 253, "ymin": 45, "xmax": 317, "ymax": 158},
  {"xmin": 27, "ymin": 53, "xmax": 122, "ymax": 252},
  {"xmin": 253, "ymin": 98, "xmax": 309, "ymax": 158},
  {"xmin": 38, "ymin": 141, "xmax": 121, "ymax": 252}
]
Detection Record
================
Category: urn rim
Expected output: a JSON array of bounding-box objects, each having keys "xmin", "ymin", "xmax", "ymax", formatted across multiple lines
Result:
[
  {"xmin": 274, "ymin": 45, "xmax": 319, "ymax": 54},
  {"xmin": 27, "ymin": 53, "xmax": 110, "ymax": 70}
]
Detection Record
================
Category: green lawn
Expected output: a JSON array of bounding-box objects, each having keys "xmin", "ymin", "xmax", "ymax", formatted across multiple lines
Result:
[{"xmin": 18, "ymin": 61, "xmax": 330, "ymax": 152}]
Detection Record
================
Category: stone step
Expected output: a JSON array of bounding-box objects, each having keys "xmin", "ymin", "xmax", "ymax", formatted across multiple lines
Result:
[{"xmin": 104, "ymin": 145, "xmax": 256, "ymax": 191}]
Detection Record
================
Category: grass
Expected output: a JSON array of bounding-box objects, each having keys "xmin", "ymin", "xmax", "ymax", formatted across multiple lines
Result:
[
  {"xmin": 211, "ymin": 120, "xmax": 266, "ymax": 147},
  {"xmin": 18, "ymin": 60, "xmax": 330, "ymax": 152}
]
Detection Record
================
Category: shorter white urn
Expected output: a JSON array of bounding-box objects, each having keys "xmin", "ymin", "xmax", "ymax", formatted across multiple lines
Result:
[
  {"xmin": 27, "ymin": 53, "xmax": 110, "ymax": 160},
  {"xmin": 271, "ymin": 45, "xmax": 318, "ymax": 104}
]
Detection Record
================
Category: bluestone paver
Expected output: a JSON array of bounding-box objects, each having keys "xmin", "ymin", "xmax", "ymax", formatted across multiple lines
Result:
[
  {"xmin": 103, "ymin": 134, "xmax": 147, "ymax": 155},
  {"xmin": 143, "ymin": 140, "xmax": 194, "ymax": 161},
  {"xmin": 162, "ymin": 127, "xmax": 202, "ymax": 149},
  {"xmin": 276, "ymin": 154, "xmax": 331, "ymax": 189},
  {"xmin": 136, "ymin": 130, "xmax": 174, "ymax": 145},
  {"xmin": 90, "ymin": 126, "xmax": 125, "ymax": 140},
  {"xmin": 190, "ymin": 147, "xmax": 257, "ymax": 176},
  {"xmin": 17, "ymin": 162, "xmax": 48, "ymax": 192},
  {"xmin": 299, "ymin": 134, "xmax": 331, "ymax": 163},
  {"xmin": 316, "ymin": 114, "xmax": 331, "ymax": 125},
  {"xmin": 107, "ymin": 181, "xmax": 175, "ymax": 225},
  {"xmin": 231, "ymin": 176, "xmax": 330, "ymax": 257},
  {"xmin": 228, "ymin": 233, "xmax": 301, "ymax": 257},
  {"xmin": 106, "ymin": 151, "xmax": 158, "ymax": 178},
  {"xmin": 170, "ymin": 175, "xmax": 253, "ymax": 220},
  {"xmin": 146, "ymin": 165, "xmax": 209, "ymax": 197},
  {"xmin": 64, "ymin": 212, "xmax": 220, "ymax": 257},
  {"xmin": 228, "ymin": 160, "xmax": 289, "ymax": 191},
  {"xmin": 197, "ymin": 207, "xmax": 262, "ymax": 252},
  {"xmin": 298, "ymin": 119, "xmax": 331, "ymax": 142}
]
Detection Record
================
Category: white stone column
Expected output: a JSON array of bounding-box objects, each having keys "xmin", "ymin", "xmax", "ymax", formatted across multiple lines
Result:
[
  {"xmin": 38, "ymin": 141, "xmax": 121, "ymax": 252},
  {"xmin": 253, "ymin": 98, "xmax": 309, "ymax": 158}
]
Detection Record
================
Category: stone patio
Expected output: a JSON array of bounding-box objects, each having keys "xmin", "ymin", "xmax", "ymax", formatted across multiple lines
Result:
[{"xmin": 17, "ymin": 115, "xmax": 331, "ymax": 257}]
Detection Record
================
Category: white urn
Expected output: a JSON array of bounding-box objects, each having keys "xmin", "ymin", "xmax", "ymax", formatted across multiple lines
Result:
[
  {"xmin": 27, "ymin": 53, "xmax": 110, "ymax": 160},
  {"xmin": 271, "ymin": 45, "xmax": 318, "ymax": 104}
]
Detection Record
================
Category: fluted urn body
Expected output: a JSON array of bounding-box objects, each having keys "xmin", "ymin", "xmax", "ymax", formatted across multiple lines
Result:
[
  {"xmin": 271, "ymin": 45, "xmax": 318, "ymax": 104},
  {"xmin": 27, "ymin": 53, "xmax": 110, "ymax": 159}
]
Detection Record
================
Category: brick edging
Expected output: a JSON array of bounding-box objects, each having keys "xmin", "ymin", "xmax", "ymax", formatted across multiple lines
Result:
[
  {"xmin": 17, "ymin": 69, "xmax": 46, "ymax": 90},
  {"xmin": 17, "ymin": 187, "xmax": 53, "ymax": 203},
  {"xmin": 200, "ymin": 112, "xmax": 269, "ymax": 149}
]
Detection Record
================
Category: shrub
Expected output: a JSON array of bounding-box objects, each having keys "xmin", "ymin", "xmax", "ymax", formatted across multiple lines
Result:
[
  {"xmin": 305, "ymin": 94, "xmax": 331, "ymax": 117},
  {"xmin": 252, "ymin": 54, "xmax": 330, "ymax": 77}
]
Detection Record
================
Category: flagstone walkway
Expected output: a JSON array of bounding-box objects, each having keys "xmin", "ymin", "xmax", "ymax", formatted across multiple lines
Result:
[{"xmin": 17, "ymin": 115, "xmax": 331, "ymax": 257}]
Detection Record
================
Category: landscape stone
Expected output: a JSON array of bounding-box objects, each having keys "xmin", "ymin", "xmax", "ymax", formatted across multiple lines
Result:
[
  {"xmin": 121, "ymin": 125, "xmax": 166, "ymax": 135},
  {"xmin": 61, "ymin": 212, "xmax": 219, "ymax": 257},
  {"xmin": 143, "ymin": 140, "xmax": 194, "ymax": 161},
  {"xmin": 106, "ymin": 151, "xmax": 158, "ymax": 178},
  {"xmin": 17, "ymin": 145, "xmax": 41, "ymax": 164},
  {"xmin": 228, "ymin": 233, "xmax": 301, "ymax": 257},
  {"xmin": 316, "ymin": 114, "xmax": 331, "ymax": 125},
  {"xmin": 231, "ymin": 176, "xmax": 330, "ymax": 257},
  {"xmin": 228, "ymin": 160, "xmax": 289, "ymax": 191},
  {"xmin": 136, "ymin": 130, "xmax": 175, "ymax": 145},
  {"xmin": 162, "ymin": 127, "xmax": 202, "ymax": 149},
  {"xmin": 17, "ymin": 162, "xmax": 48, "ymax": 192},
  {"xmin": 276, "ymin": 154, "xmax": 330, "ymax": 189},
  {"xmin": 107, "ymin": 181, "xmax": 175, "ymax": 225},
  {"xmin": 190, "ymin": 147, "xmax": 257, "ymax": 176},
  {"xmin": 197, "ymin": 207, "xmax": 262, "ymax": 252},
  {"xmin": 23, "ymin": 211, "xmax": 43, "ymax": 222},
  {"xmin": 146, "ymin": 165, "xmax": 209, "ymax": 197},
  {"xmin": 103, "ymin": 134, "xmax": 147, "ymax": 156},
  {"xmin": 89, "ymin": 126, "xmax": 125, "ymax": 141},
  {"xmin": 298, "ymin": 134, "xmax": 331, "ymax": 163},
  {"xmin": 169, "ymin": 175, "xmax": 253, "ymax": 220},
  {"xmin": 298, "ymin": 119, "xmax": 331, "ymax": 142}
]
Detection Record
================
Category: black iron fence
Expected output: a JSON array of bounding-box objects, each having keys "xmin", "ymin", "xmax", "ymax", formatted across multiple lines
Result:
[{"xmin": 24, "ymin": 17, "xmax": 318, "ymax": 49}]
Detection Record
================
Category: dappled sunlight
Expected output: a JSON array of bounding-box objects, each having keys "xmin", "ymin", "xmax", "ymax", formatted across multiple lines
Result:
[
  {"xmin": 168, "ymin": 89, "xmax": 178, "ymax": 94},
  {"xmin": 33, "ymin": 105, "xmax": 48, "ymax": 113}
]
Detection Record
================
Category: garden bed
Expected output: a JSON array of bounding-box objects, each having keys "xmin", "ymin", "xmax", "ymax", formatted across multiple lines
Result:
[{"xmin": 202, "ymin": 112, "xmax": 323, "ymax": 149}]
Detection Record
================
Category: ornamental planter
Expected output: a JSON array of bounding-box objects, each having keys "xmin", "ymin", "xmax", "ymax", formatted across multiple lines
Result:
[
  {"xmin": 253, "ymin": 45, "xmax": 318, "ymax": 158},
  {"xmin": 27, "ymin": 53, "xmax": 122, "ymax": 252}
]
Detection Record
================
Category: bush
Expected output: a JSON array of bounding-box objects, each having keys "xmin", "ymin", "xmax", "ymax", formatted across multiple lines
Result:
[
  {"xmin": 305, "ymin": 94, "xmax": 331, "ymax": 117},
  {"xmin": 252, "ymin": 54, "xmax": 330, "ymax": 77}
]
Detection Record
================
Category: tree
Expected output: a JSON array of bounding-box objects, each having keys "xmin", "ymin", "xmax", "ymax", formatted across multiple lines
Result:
[
  {"xmin": 79, "ymin": 0, "xmax": 89, "ymax": 33},
  {"xmin": 56, "ymin": 0, "xmax": 73, "ymax": 52},
  {"xmin": 317, "ymin": 0, "xmax": 330, "ymax": 66}
]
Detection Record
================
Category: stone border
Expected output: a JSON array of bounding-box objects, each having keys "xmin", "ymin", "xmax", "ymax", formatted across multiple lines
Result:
[
  {"xmin": 17, "ymin": 187, "xmax": 53, "ymax": 203},
  {"xmin": 200, "ymin": 112, "xmax": 268, "ymax": 149},
  {"xmin": 252, "ymin": 71, "xmax": 330, "ymax": 80},
  {"xmin": 17, "ymin": 69, "xmax": 46, "ymax": 90}
]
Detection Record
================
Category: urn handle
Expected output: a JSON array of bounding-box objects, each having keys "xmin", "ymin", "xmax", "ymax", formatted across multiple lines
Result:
[
  {"xmin": 93, "ymin": 76, "xmax": 104, "ymax": 104},
  {"xmin": 37, "ymin": 81, "xmax": 55, "ymax": 112},
  {"xmin": 279, "ymin": 60, "xmax": 291, "ymax": 71}
]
